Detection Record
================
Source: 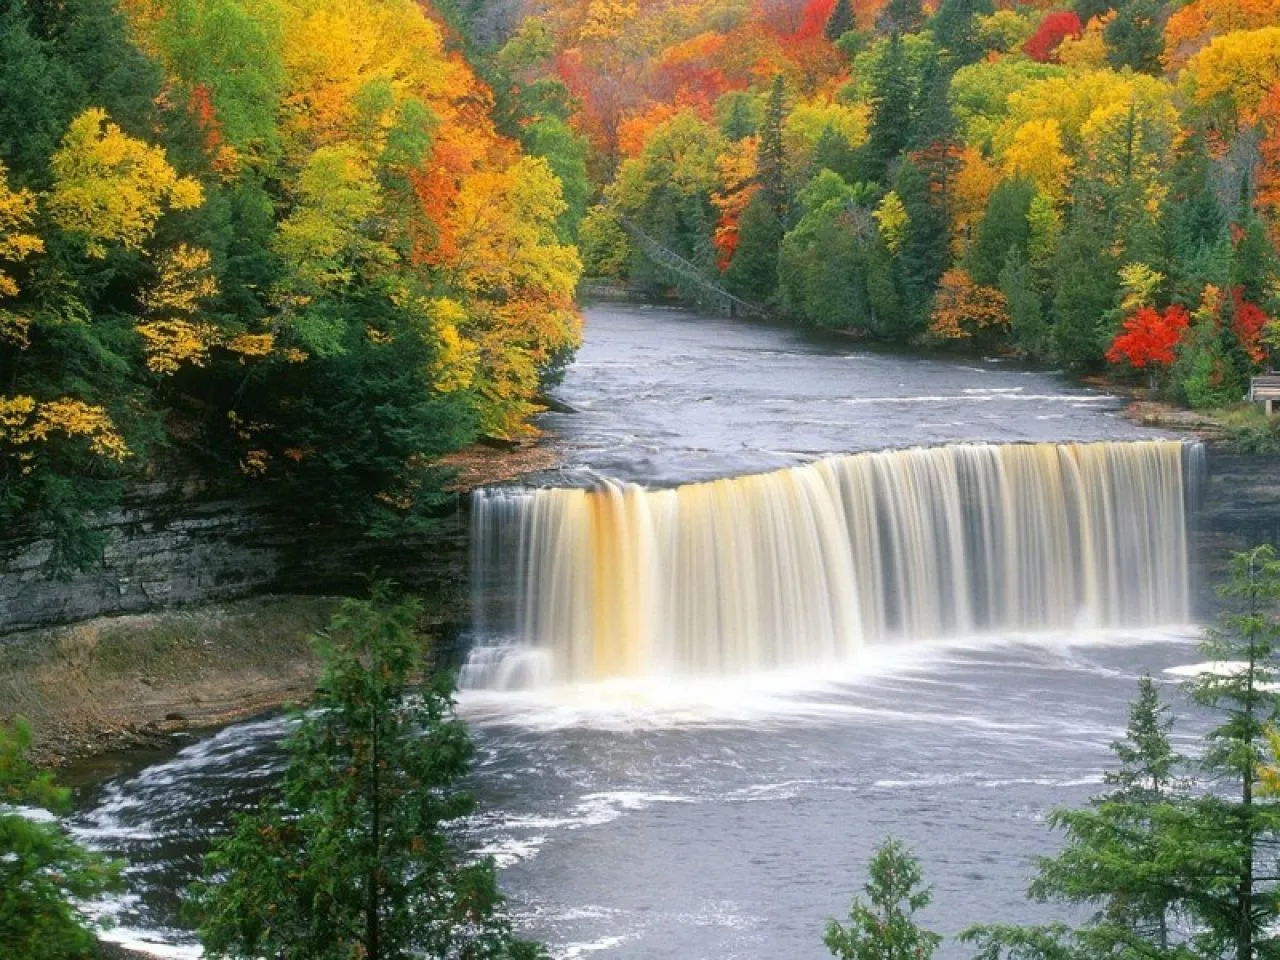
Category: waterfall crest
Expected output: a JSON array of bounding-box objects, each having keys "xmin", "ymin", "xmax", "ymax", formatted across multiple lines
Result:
[{"xmin": 465, "ymin": 440, "xmax": 1194, "ymax": 688}]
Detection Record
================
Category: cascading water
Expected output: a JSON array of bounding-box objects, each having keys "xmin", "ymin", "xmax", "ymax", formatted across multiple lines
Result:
[{"xmin": 462, "ymin": 440, "xmax": 1197, "ymax": 689}]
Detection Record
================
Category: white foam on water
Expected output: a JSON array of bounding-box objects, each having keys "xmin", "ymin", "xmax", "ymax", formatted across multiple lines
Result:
[{"xmin": 459, "ymin": 626, "xmax": 1199, "ymax": 731}]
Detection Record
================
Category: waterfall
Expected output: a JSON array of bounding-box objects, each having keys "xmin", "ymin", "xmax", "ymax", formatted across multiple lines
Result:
[{"xmin": 462, "ymin": 440, "xmax": 1196, "ymax": 689}]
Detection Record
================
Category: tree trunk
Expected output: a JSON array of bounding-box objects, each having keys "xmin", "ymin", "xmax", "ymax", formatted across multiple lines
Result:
[{"xmin": 367, "ymin": 718, "xmax": 381, "ymax": 960}]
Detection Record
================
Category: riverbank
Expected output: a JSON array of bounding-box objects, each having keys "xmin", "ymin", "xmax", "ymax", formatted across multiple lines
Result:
[{"xmin": 1, "ymin": 596, "xmax": 334, "ymax": 765}]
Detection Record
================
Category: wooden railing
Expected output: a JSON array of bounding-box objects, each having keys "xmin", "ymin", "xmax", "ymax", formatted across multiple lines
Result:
[
  {"xmin": 619, "ymin": 218, "xmax": 769, "ymax": 318},
  {"xmin": 1250, "ymin": 375, "xmax": 1280, "ymax": 415}
]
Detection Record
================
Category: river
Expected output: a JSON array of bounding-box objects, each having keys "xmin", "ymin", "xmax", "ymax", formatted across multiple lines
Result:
[{"xmin": 73, "ymin": 303, "xmax": 1209, "ymax": 959}]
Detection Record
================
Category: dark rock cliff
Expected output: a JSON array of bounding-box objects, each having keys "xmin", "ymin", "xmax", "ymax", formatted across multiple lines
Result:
[{"xmin": 0, "ymin": 480, "xmax": 469, "ymax": 637}]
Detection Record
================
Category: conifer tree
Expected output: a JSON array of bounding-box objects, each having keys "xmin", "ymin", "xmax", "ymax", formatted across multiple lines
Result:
[
  {"xmin": 825, "ymin": 0, "xmax": 856, "ymax": 42},
  {"xmin": 877, "ymin": 0, "xmax": 926, "ymax": 36},
  {"xmin": 826, "ymin": 838, "xmax": 942, "ymax": 960},
  {"xmin": 1180, "ymin": 545, "xmax": 1280, "ymax": 960},
  {"xmin": 861, "ymin": 37, "xmax": 914, "ymax": 183},
  {"xmin": 758, "ymin": 75, "xmax": 788, "ymax": 220},
  {"xmin": 962, "ymin": 676, "xmax": 1191, "ymax": 960},
  {"xmin": 192, "ymin": 586, "xmax": 545, "ymax": 960},
  {"xmin": 1104, "ymin": 0, "xmax": 1164, "ymax": 75},
  {"xmin": 725, "ymin": 191, "xmax": 783, "ymax": 302}
]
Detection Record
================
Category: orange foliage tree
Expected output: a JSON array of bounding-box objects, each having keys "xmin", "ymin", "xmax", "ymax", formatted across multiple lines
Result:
[{"xmin": 929, "ymin": 269, "xmax": 1010, "ymax": 340}]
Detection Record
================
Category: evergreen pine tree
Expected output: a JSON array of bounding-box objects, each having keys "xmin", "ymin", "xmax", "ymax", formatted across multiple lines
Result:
[
  {"xmin": 999, "ymin": 248, "xmax": 1049, "ymax": 360},
  {"xmin": 967, "ymin": 179, "xmax": 1034, "ymax": 287},
  {"xmin": 1180, "ymin": 545, "xmax": 1280, "ymax": 960},
  {"xmin": 758, "ymin": 75, "xmax": 788, "ymax": 219},
  {"xmin": 892, "ymin": 159, "xmax": 949, "ymax": 333},
  {"xmin": 191, "ymin": 587, "xmax": 546, "ymax": 960},
  {"xmin": 1052, "ymin": 210, "xmax": 1120, "ymax": 368},
  {"xmin": 826, "ymin": 838, "xmax": 942, "ymax": 960},
  {"xmin": 1104, "ymin": 0, "xmax": 1164, "ymax": 75},
  {"xmin": 725, "ymin": 191, "xmax": 783, "ymax": 303},
  {"xmin": 813, "ymin": 125, "xmax": 861, "ymax": 183},
  {"xmin": 877, "ymin": 0, "xmax": 926, "ymax": 35},
  {"xmin": 963, "ymin": 676, "xmax": 1190, "ymax": 960},
  {"xmin": 931, "ymin": 0, "xmax": 994, "ymax": 67},
  {"xmin": 860, "ymin": 37, "xmax": 914, "ymax": 183},
  {"xmin": 825, "ymin": 0, "xmax": 856, "ymax": 42}
]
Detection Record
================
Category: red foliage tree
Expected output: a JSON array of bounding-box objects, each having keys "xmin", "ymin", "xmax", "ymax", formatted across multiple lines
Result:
[
  {"xmin": 1105, "ymin": 304, "xmax": 1191, "ymax": 371},
  {"xmin": 1231, "ymin": 287, "xmax": 1271, "ymax": 366},
  {"xmin": 1022, "ymin": 11, "xmax": 1083, "ymax": 62}
]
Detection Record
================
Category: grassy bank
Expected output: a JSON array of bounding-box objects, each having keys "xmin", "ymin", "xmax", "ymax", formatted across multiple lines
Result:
[
  {"xmin": 1124, "ymin": 399, "xmax": 1280, "ymax": 452},
  {"xmin": 0, "ymin": 596, "xmax": 337, "ymax": 765}
]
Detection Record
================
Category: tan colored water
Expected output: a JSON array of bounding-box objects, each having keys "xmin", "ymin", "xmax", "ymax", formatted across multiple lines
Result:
[{"xmin": 468, "ymin": 439, "xmax": 1192, "ymax": 687}]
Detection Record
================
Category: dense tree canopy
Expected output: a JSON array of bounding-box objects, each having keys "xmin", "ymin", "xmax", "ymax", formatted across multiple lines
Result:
[
  {"xmin": 487, "ymin": 0, "xmax": 1278, "ymax": 402},
  {"xmin": 0, "ymin": 0, "xmax": 583, "ymax": 561}
]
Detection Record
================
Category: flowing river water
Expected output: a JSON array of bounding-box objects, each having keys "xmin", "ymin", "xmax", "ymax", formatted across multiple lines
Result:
[{"xmin": 73, "ymin": 303, "xmax": 1214, "ymax": 959}]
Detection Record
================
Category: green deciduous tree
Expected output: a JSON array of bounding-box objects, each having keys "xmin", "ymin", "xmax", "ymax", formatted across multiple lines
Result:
[
  {"xmin": 0, "ymin": 717, "xmax": 122, "ymax": 960},
  {"xmin": 826, "ymin": 838, "xmax": 942, "ymax": 960},
  {"xmin": 191, "ymin": 586, "xmax": 545, "ymax": 960}
]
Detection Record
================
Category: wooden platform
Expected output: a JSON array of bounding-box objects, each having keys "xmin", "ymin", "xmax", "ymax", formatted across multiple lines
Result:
[{"xmin": 1250, "ymin": 375, "xmax": 1280, "ymax": 415}]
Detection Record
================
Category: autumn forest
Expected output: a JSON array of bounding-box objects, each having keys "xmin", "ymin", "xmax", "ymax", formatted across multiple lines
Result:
[{"xmin": 1, "ymin": 0, "xmax": 1279, "ymax": 564}]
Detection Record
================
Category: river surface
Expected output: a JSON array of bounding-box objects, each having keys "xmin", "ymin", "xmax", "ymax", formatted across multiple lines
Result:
[
  {"xmin": 72, "ymin": 303, "xmax": 1202, "ymax": 959},
  {"xmin": 538, "ymin": 303, "xmax": 1165, "ymax": 486}
]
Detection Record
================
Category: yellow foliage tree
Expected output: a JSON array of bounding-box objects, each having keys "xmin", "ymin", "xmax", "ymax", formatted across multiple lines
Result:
[
  {"xmin": 1163, "ymin": 0, "xmax": 1280, "ymax": 70},
  {"xmin": 1002, "ymin": 118, "xmax": 1072, "ymax": 201},
  {"xmin": 1181, "ymin": 26, "xmax": 1280, "ymax": 129},
  {"xmin": 135, "ymin": 245, "xmax": 221, "ymax": 374},
  {"xmin": 0, "ymin": 395, "xmax": 131, "ymax": 464},
  {"xmin": 48, "ymin": 109, "xmax": 203, "ymax": 258},
  {"xmin": 873, "ymin": 191, "xmax": 909, "ymax": 254},
  {"xmin": 0, "ymin": 161, "xmax": 42, "ymax": 349},
  {"xmin": 449, "ymin": 156, "xmax": 583, "ymax": 438},
  {"xmin": 274, "ymin": 144, "xmax": 397, "ymax": 295}
]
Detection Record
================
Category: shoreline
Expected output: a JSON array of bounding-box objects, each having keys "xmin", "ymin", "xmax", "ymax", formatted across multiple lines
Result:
[{"xmin": 1, "ymin": 595, "xmax": 335, "ymax": 767}]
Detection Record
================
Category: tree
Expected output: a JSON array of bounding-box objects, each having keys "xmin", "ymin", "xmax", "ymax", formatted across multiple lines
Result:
[
  {"xmin": 48, "ymin": 108, "xmax": 203, "ymax": 258},
  {"xmin": 1180, "ymin": 544, "xmax": 1280, "ymax": 960},
  {"xmin": 999, "ymin": 248, "xmax": 1049, "ymax": 359},
  {"xmin": 967, "ymin": 179, "xmax": 1033, "ymax": 286},
  {"xmin": 878, "ymin": 0, "xmax": 926, "ymax": 36},
  {"xmin": 1105, "ymin": 304, "xmax": 1191, "ymax": 386},
  {"xmin": 931, "ymin": 0, "xmax": 994, "ymax": 67},
  {"xmin": 1104, "ymin": 0, "xmax": 1164, "ymax": 74},
  {"xmin": 191, "ymin": 587, "xmax": 545, "ymax": 960},
  {"xmin": 724, "ymin": 190, "xmax": 783, "ymax": 302},
  {"xmin": 758, "ymin": 75, "xmax": 788, "ymax": 218},
  {"xmin": 0, "ymin": 717, "xmax": 122, "ymax": 960},
  {"xmin": 1052, "ymin": 211, "xmax": 1119, "ymax": 368},
  {"xmin": 963, "ymin": 677, "xmax": 1192, "ymax": 960},
  {"xmin": 825, "ymin": 838, "xmax": 942, "ymax": 960},
  {"xmin": 929, "ymin": 268, "xmax": 1009, "ymax": 342},
  {"xmin": 861, "ymin": 36, "xmax": 914, "ymax": 183},
  {"xmin": 1023, "ymin": 12, "xmax": 1083, "ymax": 63},
  {"xmin": 825, "ymin": 0, "xmax": 856, "ymax": 42}
]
